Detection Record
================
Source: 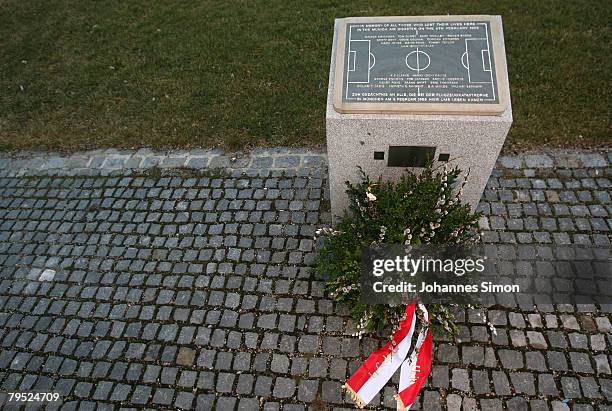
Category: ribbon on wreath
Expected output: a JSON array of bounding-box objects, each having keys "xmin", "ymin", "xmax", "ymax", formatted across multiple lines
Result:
[{"xmin": 343, "ymin": 302, "xmax": 433, "ymax": 410}]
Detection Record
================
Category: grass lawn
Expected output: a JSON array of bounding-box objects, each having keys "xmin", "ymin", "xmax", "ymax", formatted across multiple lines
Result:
[{"xmin": 0, "ymin": 1, "xmax": 609, "ymax": 152}]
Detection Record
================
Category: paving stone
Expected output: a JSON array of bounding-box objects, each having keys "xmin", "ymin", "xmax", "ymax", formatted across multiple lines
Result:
[
  {"xmin": 529, "ymin": 399, "xmax": 549, "ymax": 411},
  {"xmin": 508, "ymin": 312, "xmax": 526, "ymax": 328},
  {"xmin": 561, "ymin": 315, "xmax": 581, "ymax": 330},
  {"xmin": 569, "ymin": 332, "xmax": 589, "ymax": 349},
  {"xmin": 547, "ymin": 331, "xmax": 568, "ymax": 348},
  {"xmin": 322, "ymin": 380, "xmax": 342, "ymax": 404},
  {"xmin": 0, "ymin": 148, "xmax": 610, "ymax": 410},
  {"xmin": 510, "ymin": 372, "xmax": 536, "ymax": 395},
  {"xmin": 131, "ymin": 385, "xmax": 152, "ymax": 404},
  {"xmin": 451, "ymin": 368, "xmax": 470, "ymax": 392},
  {"xmin": 492, "ymin": 370, "xmax": 511, "ymax": 395},
  {"xmin": 177, "ymin": 347, "xmax": 196, "ymax": 366},
  {"xmin": 472, "ymin": 369, "xmax": 490, "ymax": 394},
  {"xmin": 423, "ymin": 390, "xmax": 443, "ymax": 410},
  {"xmin": 506, "ymin": 396, "xmax": 529, "ymax": 411},
  {"xmin": 594, "ymin": 354, "xmax": 611, "ymax": 374},
  {"xmin": 548, "ymin": 351, "xmax": 569, "ymax": 371},
  {"xmin": 509, "ymin": 330, "xmax": 527, "ymax": 347},
  {"xmin": 436, "ymin": 344, "xmax": 459, "ymax": 363},
  {"xmin": 446, "ymin": 393, "xmax": 462, "ymax": 411},
  {"xmin": 308, "ymin": 357, "xmax": 328, "ymax": 378},
  {"xmin": 110, "ymin": 383, "xmax": 131, "ymax": 401},
  {"xmin": 580, "ymin": 376, "xmax": 602, "ymax": 399},
  {"xmin": 601, "ymin": 378, "xmax": 612, "ymax": 401},
  {"xmin": 271, "ymin": 354, "xmax": 290, "ymax": 374},
  {"xmin": 560, "ymin": 376, "xmax": 582, "ymax": 398},
  {"xmin": 216, "ymin": 372, "xmax": 235, "ymax": 393},
  {"xmin": 216, "ymin": 397, "xmax": 236, "ymax": 410},
  {"xmin": 579, "ymin": 153, "xmax": 607, "ymax": 167},
  {"xmin": 525, "ymin": 351, "xmax": 547, "ymax": 371},
  {"xmin": 595, "ymin": 317, "xmax": 612, "ymax": 332},
  {"xmin": 525, "ymin": 154, "xmax": 553, "ymax": 168},
  {"xmin": 237, "ymin": 397, "xmax": 259, "ymax": 410},
  {"xmin": 463, "ymin": 397, "xmax": 477, "ymax": 411},
  {"xmin": 538, "ymin": 373, "xmax": 559, "ymax": 396},
  {"xmin": 254, "ymin": 376, "xmax": 273, "ymax": 396},
  {"xmin": 551, "ymin": 401, "xmax": 570, "ymax": 411},
  {"xmin": 298, "ymin": 335, "xmax": 319, "ymax": 354},
  {"xmin": 175, "ymin": 391, "xmax": 195, "ymax": 409},
  {"xmin": 297, "ymin": 379, "xmax": 318, "ymax": 402},
  {"xmin": 498, "ymin": 349, "xmax": 524, "ymax": 369},
  {"xmin": 178, "ymin": 370, "xmax": 198, "ymax": 388},
  {"xmin": 570, "ymin": 351, "xmax": 594, "ymax": 373},
  {"xmin": 480, "ymin": 398, "xmax": 503, "ymax": 411},
  {"xmin": 526, "ymin": 331, "xmax": 547, "ymax": 349},
  {"xmin": 462, "ymin": 346, "xmax": 484, "ymax": 366},
  {"xmin": 92, "ymin": 380, "xmax": 113, "ymax": 400}
]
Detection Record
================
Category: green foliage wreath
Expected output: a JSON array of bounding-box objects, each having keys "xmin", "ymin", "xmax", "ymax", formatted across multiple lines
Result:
[{"xmin": 315, "ymin": 165, "xmax": 481, "ymax": 337}]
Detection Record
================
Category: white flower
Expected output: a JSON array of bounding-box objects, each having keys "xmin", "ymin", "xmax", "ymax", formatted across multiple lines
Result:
[
  {"xmin": 366, "ymin": 192, "xmax": 377, "ymax": 202},
  {"xmin": 379, "ymin": 225, "xmax": 387, "ymax": 242}
]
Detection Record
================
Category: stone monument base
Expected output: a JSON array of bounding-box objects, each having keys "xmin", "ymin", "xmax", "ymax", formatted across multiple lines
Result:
[{"xmin": 326, "ymin": 109, "xmax": 513, "ymax": 221}]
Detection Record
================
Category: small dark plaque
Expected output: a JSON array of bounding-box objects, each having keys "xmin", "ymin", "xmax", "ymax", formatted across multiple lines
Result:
[
  {"xmin": 333, "ymin": 16, "xmax": 508, "ymax": 114},
  {"xmin": 387, "ymin": 146, "xmax": 435, "ymax": 167},
  {"xmin": 373, "ymin": 151, "xmax": 385, "ymax": 160},
  {"xmin": 438, "ymin": 153, "xmax": 450, "ymax": 162}
]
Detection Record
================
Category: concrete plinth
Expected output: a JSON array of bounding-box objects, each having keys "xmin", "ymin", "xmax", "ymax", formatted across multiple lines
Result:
[{"xmin": 326, "ymin": 16, "xmax": 513, "ymax": 223}]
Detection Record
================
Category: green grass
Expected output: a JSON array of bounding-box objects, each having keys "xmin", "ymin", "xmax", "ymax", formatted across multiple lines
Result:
[{"xmin": 0, "ymin": 0, "xmax": 610, "ymax": 152}]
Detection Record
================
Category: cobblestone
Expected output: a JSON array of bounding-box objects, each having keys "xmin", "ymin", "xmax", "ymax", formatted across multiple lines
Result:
[{"xmin": 0, "ymin": 148, "xmax": 610, "ymax": 409}]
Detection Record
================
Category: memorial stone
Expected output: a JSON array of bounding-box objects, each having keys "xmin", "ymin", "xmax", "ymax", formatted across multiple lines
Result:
[{"xmin": 326, "ymin": 15, "xmax": 513, "ymax": 222}]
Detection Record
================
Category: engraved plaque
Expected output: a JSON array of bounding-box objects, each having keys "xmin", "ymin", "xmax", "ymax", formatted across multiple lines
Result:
[{"xmin": 333, "ymin": 16, "xmax": 509, "ymax": 114}]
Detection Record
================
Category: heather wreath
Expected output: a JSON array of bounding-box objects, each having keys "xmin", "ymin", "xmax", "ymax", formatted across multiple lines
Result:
[{"xmin": 315, "ymin": 164, "xmax": 481, "ymax": 337}]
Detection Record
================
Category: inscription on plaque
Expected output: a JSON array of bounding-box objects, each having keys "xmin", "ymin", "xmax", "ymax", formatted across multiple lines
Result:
[{"xmin": 333, "ymin": 16, "xmax": 508, "ymax": 114}]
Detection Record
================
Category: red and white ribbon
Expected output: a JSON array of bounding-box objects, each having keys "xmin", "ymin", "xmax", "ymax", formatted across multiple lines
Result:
[
  {"xmin": 395, "ymin": 304, "xmax": 433, "ymax": 410},
  {"xmin": 343, "ymin": 303, "xmax": 433, "ymax": 410}
]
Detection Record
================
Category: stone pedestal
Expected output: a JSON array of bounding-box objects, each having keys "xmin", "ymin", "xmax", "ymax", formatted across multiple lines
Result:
[{"xmin": 326, "ymin": 16, "xmax": 513, "ymax": 223}]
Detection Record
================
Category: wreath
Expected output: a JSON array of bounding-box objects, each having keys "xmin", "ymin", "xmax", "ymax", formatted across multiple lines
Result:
[{"xmin": 315, "ymin": 164, "xmax": 481, "ymax": 338}]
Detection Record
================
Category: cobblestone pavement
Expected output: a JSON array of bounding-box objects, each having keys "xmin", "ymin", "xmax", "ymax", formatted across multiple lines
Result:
[{"xmin": 0, "ymin": 148, "xmax": 610, "ymax": 410}]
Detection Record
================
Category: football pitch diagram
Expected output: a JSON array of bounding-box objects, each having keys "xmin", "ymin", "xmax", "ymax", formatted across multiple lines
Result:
[{"xmin": 341, "ymin": 20, "xmax": 499, "ymax": 105}]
